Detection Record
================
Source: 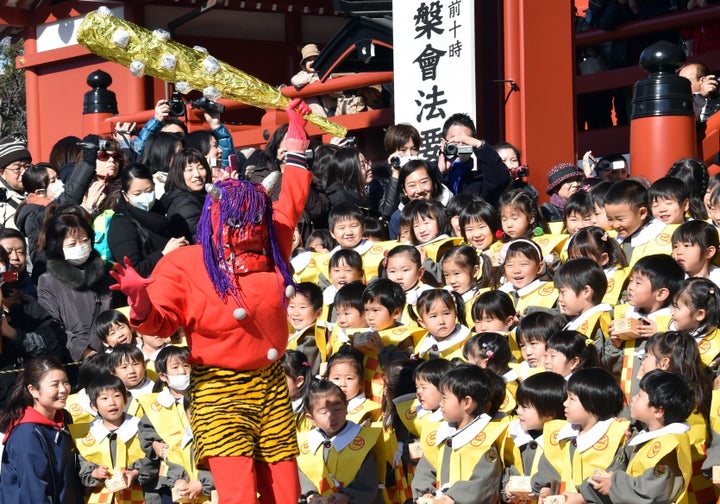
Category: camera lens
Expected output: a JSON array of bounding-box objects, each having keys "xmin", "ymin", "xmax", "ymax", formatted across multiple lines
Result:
[
  {"xmin": 169, "ymin": 100, "xmax": 186, "ymax": 117},
  {"xmin": 445, "ymin": 144, "xmax": 458, "ymax": 157},
  {"xmin": 390, "ymin": 156, "xmax": 401, "ymax": 168}
]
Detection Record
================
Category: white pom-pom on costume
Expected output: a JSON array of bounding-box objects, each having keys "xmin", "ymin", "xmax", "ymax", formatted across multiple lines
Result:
[
  {"xmin": 193, "ymin": 45, "xmax": 208, "ymax": 53},
  {"xmin": 152, "ymin": 29, "xmax": 170, "ymax": 41},
  {"xmin": 97, "ymin": 6, "xmax": 113, "ymax": 16},
  {"xmin": 233, "ymin": 308, "xmax": 247, "ymax": 320},
  {"xmin": 203, "ymin": 56, "xmax": 220, "ymax": 75},
  {"xmin": 175, "ymin": 81, "xmax": 191, "ymax": 94},
  {"xmin": 160, "ymin": 54, "xmax": 177, "ymax": 71},
  {"xmin": 267, "ymin": 348, "xmax": 279, "ymax": 361},
  {"xmin": 203, "ymin": 86, "xmax": 222, "ymax": 101},
  {"xmin": 285, "ymin": 285, "xmax": 295, "ymax": 298},
  {"xmin": 112, "ymin": 29, "xmax": 130, "ymax": 48},
  {"xmin": 129, "ymin": 61, "xmax": 145, "ymax": 77}
]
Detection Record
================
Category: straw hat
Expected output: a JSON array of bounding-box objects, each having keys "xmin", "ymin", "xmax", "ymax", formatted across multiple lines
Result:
[{"xmin": 300, "ymin": 44, "xmax": 320, "ymax": 65}]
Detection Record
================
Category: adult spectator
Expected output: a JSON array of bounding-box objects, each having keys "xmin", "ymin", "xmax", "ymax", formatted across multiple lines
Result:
[
  {"xmin": 540, "ymin": 162, "xmax": 585, "ymax": 222},
  {"xmin": 494, "ymin": 141, "xmax": 538, "ymax": 201},
  {"xmin": 161, "ymin": 148, "xmax": 211, "ymax": 243},
  {"xmin": 132, "ymin": 99, "xmax": 188, "ymax": 154},
  {"xmin": 594, "ymin": 154, "xmax": 629, "ymax": 183},
  {"xmin": 679, "ymin": 62, "xmax": 720, "ymax": 123},
  {"xmin": 304, "ymin": 143, "xmax": 337, "ymax": 230},
  {"xmin": 14, "ymin": 164, "xmax": 53, "ymax": 257},
  {"xmin": 0, "ymin": 135, "xmax": 31, "ymax": 229},
  {"xmin": 0, "ymin": 228, "xmax": 36, "ymax": 299},
  {"xmin": 326, "ymin": 147, "xmax": 372, "ymax": 214},
  {"xmin": 184, "ymin": 108, "xmax": 236, "ymax": 172},
  {"xmin": 138, "ymin": 131, "xmax": 184, "ymax": 198},
  {"xmin": 48, "ymin": 135, "xmax": 81, "ymax": 184},
  {"xmin": 435, "ymin": 113, "xmax": 511, "ymax": 205},
  {"xmin": 244, "ymin": 124, "xmax": 288, "ymax": 200},
  {"xmin": 376, "ymin": 123, "xmax": 421, "ymax": 222},
  {"xmin": 108, "ymin": 164, "xmax": 188, "ymax": 278},
  {"xmin": 37, "ymin": 207, "xmax": 120, "ymax": 361}
]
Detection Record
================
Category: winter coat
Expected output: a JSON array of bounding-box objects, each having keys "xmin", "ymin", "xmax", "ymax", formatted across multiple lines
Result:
[{"xmin": 160, "ymin": 189, "xmax": 205, "ymax": 243}]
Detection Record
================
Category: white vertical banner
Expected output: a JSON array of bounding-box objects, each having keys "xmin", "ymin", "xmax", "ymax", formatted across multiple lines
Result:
[{"xmin": 393, "ymin": 0, "xmax": 476, "ymax": 161}]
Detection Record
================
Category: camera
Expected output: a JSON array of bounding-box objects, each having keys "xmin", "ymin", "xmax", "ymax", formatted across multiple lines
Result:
[
  {"xmin": 168, "ymin": 91, "xmax": 187, "ymax": 117},
  {"xmin": 390, "ymin": 156, "xmax": 401, "ymax": 169},
  {"xmin": 190, "ymin": 97, "xmax": 225, "ymax": 115},
  {"xmin": 444, "ymin": 143, "xmax": 473, "ymax": 158},
  {"xmin": 509, "ymin": 164, "xmax": 529, "ymax": 182}
]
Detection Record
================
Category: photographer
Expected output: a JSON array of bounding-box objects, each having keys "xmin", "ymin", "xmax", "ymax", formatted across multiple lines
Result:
[
  {"xmin": 678, "ymin": 62, "xmax": 720, "ymax": 124},
  {"xmin": 435, "ymin": 113, "xmax": 510, "ymax": 206},
  {"xmin": 0, "ymin": 136, "xmax": 31, "ymax": 230},
  {"xmin": 494, "ymin": 141, "xmax": 538, "ymax": 201}
]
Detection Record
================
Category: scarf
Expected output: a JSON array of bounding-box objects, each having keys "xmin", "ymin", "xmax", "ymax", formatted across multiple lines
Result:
[{"xmin": 549, "ymin": 193, "xmax": 567, "ymax": 213}]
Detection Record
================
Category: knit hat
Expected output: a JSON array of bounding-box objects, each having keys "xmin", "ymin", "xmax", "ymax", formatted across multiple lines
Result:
[
  {"xmin": 0, "ymin": 136, "xmax": 31, "ymax": 170},
  {"xmin": 546, "ymin": 162, "xmax": 584, "ymax": 194},
  {"xmin": 300, "ymin": 44, "xmax": 320, "ymax": 65}
]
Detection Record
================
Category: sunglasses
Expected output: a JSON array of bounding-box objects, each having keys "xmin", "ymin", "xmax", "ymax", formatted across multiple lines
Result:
[{"xmin": 97, "ymin": 150, "xmax": 118, "ymax": 162}]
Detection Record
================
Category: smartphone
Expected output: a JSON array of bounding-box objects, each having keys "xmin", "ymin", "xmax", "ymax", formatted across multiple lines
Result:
[{"xmin": 1, "ymin": 271, "xmax": 18, "ymax": 283}]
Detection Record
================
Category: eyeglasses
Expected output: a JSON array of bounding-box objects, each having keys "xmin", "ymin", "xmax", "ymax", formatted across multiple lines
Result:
[
  {"xmin": 97, "ymin": 151, "xmax": 118, "ymax": 162},
  {"xmin": 5, "ymin": 162, "xmax": 30, "ymax": 174}
]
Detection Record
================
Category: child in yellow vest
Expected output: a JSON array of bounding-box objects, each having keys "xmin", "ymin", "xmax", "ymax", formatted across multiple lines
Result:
[
  {"xmin": 326, "ymin": 346, "xmax": 381, "ymax": 426},
  {"xmin": 66, "ymin": 353, "xmax": 110, "ymax": 424},
  {"xmin": 109, "ymin": 344, "xmax": 154, "ymax": 417},
  {"xmin": 545, "ymin": 330, "xmax": 602, "ymax": 380},
  {"xmin": 555, "ymin": 257, "xmax": 612, "ymax": 354},
  {"xmin": 282, "ymin": 349, "xmax": 315, "ymax": 433},
  {"xmin": 464, "ymin": 332, "xmax": 518, "ymax": 414},
  {"xmin": 327, "ymin": 281, "xmax": 366, "ymax": 357},
  {"xmin": 93, "ymin": 310, "xmax": 137, "ymax": 354},
  {"xmin": 458, "ymin": 197, "xmax": 503, "ymax": 270},
  {"xmin": 442, "ymin": 245, "xmax": 492, "ymax": 325},
  {"xmin": 670, "ymin": 278, "xmax": 720, "ymax": 373},
  {"xmin": 136, "ymin": 332, "xmax": 170, "ymax": 382},
  {"xmin": 383, "ymin": 245, "xmax": 433, "ymax": 327},
  {"xmin": 649, "ymin": 176, "xmax": 692, "ymax": 226},
  {"xmin": 496, "ymin": 240, "xmax": 558, "ymax": 316},
  {"xmin": 557, "ymin": 191, "xmax": 594, "ymax": 262},
  {"xmin": 413, "ymin": 289, "xmax": 471, "ymax": 361},
  {"xmin": 287, "ymin": 282, "xmax": 326, "ymax": 375},
  {"xmin": 471, "ymin": 290, "xmax": 519, "ymax": 360},
  {"xmin": 605, "ymin": 254, "xmax": 684, "ymax": 403},
  {"xmin": 640, "ymin": 331, "xmax": 717, "ymax": 504},
  {"xmin": 532, "ymin": 368, "xmax": 629, "ymax": 499},
  {"xmin": 604, "ymin": 179, "xmax": 673, "ymax": 267},
  {"xmin": 566, "ymin": 225, "xmax": 630, "ymax": 306},
  {"xmin": 513, "ymin": 311, "xmax": 566, "ymax": 381},
  {"xmin": 502, "ymin": 372, "xmax": 566, "ymax": 501},
  {"xmin": 297, "ymin": 379, "xmax": 382, "ymax": 504},
  {"xmin": 322, "ymin": 249, "xmax": 364, "ymax": 327},
  {"xmin": 671, "ymin": 220, "xmax": 720, "ymax": 285},
  {"xmin": 582, "ymin": 370, "xmax": 693, "ymax": 504},
  {"xmin": 411, "ymin": 364, "xmax": 508, "ymax": 504},
  {"xmin": 72, "ymin": 374, "xmax": 158, "ymax": 504}
]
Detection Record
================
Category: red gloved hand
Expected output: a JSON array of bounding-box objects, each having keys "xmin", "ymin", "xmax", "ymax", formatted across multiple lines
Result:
[
  {"xmin": 109, "ymin": 256, "xmax": 154, "ymax": 321},
  {"xmin": 285, "ymin": 98, "xmax": 311, "ymax": 153}
]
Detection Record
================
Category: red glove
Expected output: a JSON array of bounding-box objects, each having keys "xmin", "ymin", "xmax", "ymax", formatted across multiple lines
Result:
[
  {"xmin": 286, "ymin": 98, "xmax": 311, "ymax": 153},
  {"xmin": 109, "ymin": 256, "xmax": 154, "ymax": 321}
]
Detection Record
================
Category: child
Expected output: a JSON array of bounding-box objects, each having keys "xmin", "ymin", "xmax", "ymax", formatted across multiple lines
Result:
[
  {"xmin": 604, "ymin": 179, "xmax": 673, "ymax": 266},
  {"xmin": 136, "ymin": 332, "xmax": 170, "ymax": 380},
  {"xmin": 327, "ymin": 281, "xmax": 366, "ymax": 356},
  {"xmin": 92, "ymin": 309, "xmax": 137, "ymax": 353},
  {"xmin": 514, "ymin": 311, "xmax": 566, "ymax": 379},
  {"xmin": 442, "ymin": 245, "xmax": 492, "ymax": 313},
  {"xmin": 671, "ymin": 219, "xmax": 720, "ymax": 283},
  {"xmin": 458, "ymin": 197, "xmax": 501, "ymax": 253},
  {"xmin": 287, "ymin": 282, "xmax": 326, "ymax": 374},
  {"xmin": 503, "ymin": 372, "xmax": 567, "ymax": 501},
  {"xmin": 323, "ymin": 249, "xmax": 365, "ymax": 320},
  {"xmin": 563, "ymin": 190, "xmax": 594, "ymax": 236},
  {"xmin": 554, "ymin": 257, "xmax": 611, "ymax": 349},
  {"xmin": 413, "ymin": 289, "xmax": 471, "ymax": 360},
  {"xmin": 109, "ymin": 344, "xmax": 153, "ymax": 416},
  {"xmin": 706, "ymin": 181, "xmax": 720, "ymax": 230},
  {"xmin": 671, "ymin": 278, "xmax": 720, "ymax": 371},
  {"xmin": 584, "ymin": 370, "xmax": 693, "ymax": 504},
  {"xmin": 306, "ymin": 229, "xmax": 335, "ymax": 254},
  {"xmin": 567, "ymin": 225, "xmax": 629, "ymax": 305},
  {"xmin": 532, "ymin": 368, "xmax": 629, "ymax": 498},
  {"xmin": 326, "ymin": 346, "xmax": 381, "ymax": 425},
  {"xmin": 544, "ymin": 330, "xmax": 601, "ymax": 379},
  {"xmin": 649, "ymin": 176, "xmax": 690, "ymax": 225},
  {"xmin": 471, "ymin": 290, "xmax": 516, "ymax": 334},
  {"xmin": 382, "ymin": 245, "xmax": 433, "ymax": 325},
  {"xmin": 72, "ymin": 374, "xmax": 158, "ymax": 504},
  {"xmin": 496, "ymin": 239, "xmax": 558, "ymax": 315},
  {"xmin": 282, "ymin": 349, "xmax": 315, "ymax": 432},
  {"xmin": 705, "ymin": 172, "xmax": 720, "ymax": 222},
  {"xmin": 297, "ymin": 379, "xmax": 382, "ymax": 503},
  {"xmin": 606, "ymin": 254, "xmax": 685, "ymax": 400},
  {"xmin": 411, "ymin": 364, "xmax": 508, "ymax": 504},
  {"xmin": 66, "ymin": 353, "xmax": 111, "ymax": 423},
  {"xmin": 325, "ymin": 202, "xmax": 374, "ymax": 271},
  {"xmin": 464, "ymin": 332, "xmax": 517, "ymax": 413},
  {"xmin": 446, "ymin": 194, "xmax": 479, "ymax": 238},
  {"xmin": 0, "ymin": 356, "xmax": 82, "ymax": 504},
  {"xmin": 587, "ymin": 180, "xmax": 612, "ymax": 230},
  {"xmin": 540, "ymin": 162, "xmax": 585, "ymax": 224},
  {"xmin": 498, "ymin": 189, "xmax": 550, "ymax": 242}
]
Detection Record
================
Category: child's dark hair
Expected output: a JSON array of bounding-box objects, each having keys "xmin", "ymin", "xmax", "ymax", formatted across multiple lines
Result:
[
  {"xmin": 458, "ymin": 198, "xmax": 501, "ymax": 242},
  {"xmin": 464, "ymin": 333, "xmax": 512, "ymax": 376},
  {"xmin": 673, "ymin": 278, "xmax": 720, "ymax": 335},
  {"xmin": 295, "ymin": 281, "xmax": 324, "ymax": 311},
  {"xmin": 439, "ymin": 364, "xmax": 490, "ymax": 417},
  {"xmin": 546, "ymin": 331, "xmax": 601, "ymax": 372},
  {"xmin": 553, "ymin": 258, "xmax": 607, "ymax": 305},
  {"xmin": 328, "ymin": 202, "xmax": 365, "ymax": 232},
  {"xmin": 484, "ymin": 369, "xmax": 506, "ymax": 417},
  {"xmin": 91, "ymin": 309, "xmax": 136, "ymax": 345},
  {"xmin": 329, "ymin": 249, "xmax": 364, "ymax": 274},
  {"xmin": 498, "ymin": 189, "xmax": 549, "ymax": 240},
  {"xmin": 568, "ymin": 226, "xmax": 628, "ymax": 268},
  {"xmin": 587, "ymin": 180, "xmax": 613, "ymax": 210},
  {"xmin": 363, "ymin": 278, "xmax": 406, "ymax": 313},
  {"xmin": 442, "ymin": 244, "xmax": 492, "ymax": 289},
  {"xmin": 563, "ymin": 191, "xmax": 593, "ymax": 228},
  {"xmin": 76, "ymin": 353, "xmax": 111, "ymax": 391},
  {"xmin": 415, "ymin": 288, "xmax": 466, "ymax": 330},
  {"xmin": 382, "ymin": 358, "xmax": 422, "ymax": 429},
  {"xmin": 87, "ymin": 374, "xmax": 128, "ymax": 408},
  {"xmin": 567, "ymin": 368, "xmax": 624, "ymax": 420},
  {"xmin": 667, "ymin": 157, "xmax": 709, "ymax": 220},
  {"xmin": 516, "ymin": 311, "xmax": 567, "ymax": 344},
  {"xmin": 108, "ymin": 343, "xmax": 146, "ymax": 371},
  {"xmin": 631, "ymin": 254, "xmax": 685, "ymax": 302},
  {"xmin": 364, "ymin": 217, "xmax": 389, "ymax": 242},
  {"xmin": 380, "ymin": 244, "xmax": 422, "ymax": 279},
  {"xmin": 604, "ymin": 179, "xmax": 649, "ymax": 211},
  {"xmin": 471, "ymin": 290, "xmax": 516, "ymax": 326},
  {"xmin": 305, "ymin": 228, "xmax": 336, "ymax": 252},
  {"xmin": 152, "ymin": 345, "xmax": 190, "ymax": 392},
  {"xmin": 402, "ymin": 199, "xmax": 449, "ymax": 245},
  {"xmin": 648, "ymin": 176, "xmax": 690, "ymax": 210},
  {"xmin": 447, "ymin": 194, "xmax": 481, "ymax": 226},
  {"xmin": 671, "ymin": 220, "xmax": 719, "ymax": 256},
  {"xmin": 334, "ymin": 280, "xmax": 366, "ymax": 313},
  {"xmin": 516, "ymin": 372, "xmax": 567, "ymax": 420},
  {"xmin": 305, "ymin": 379, "xmax": 347, "ymax": 414},
  {"xmin": 282, "ymin": 349, "xmax": 314, "ymax": 405},
  {"xmin": 639, "ymin": 369, "xmax": 693, "ymax": 425},
  {"xmin": 326, "ymin": 345, "xmax": 364, "ymax": 378},
  {"xmin": 414, "ymin": 358, "xmax": 455, "ymax": 388}
]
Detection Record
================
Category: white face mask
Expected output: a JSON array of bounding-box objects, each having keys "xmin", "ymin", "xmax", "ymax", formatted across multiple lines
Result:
[
  {"xmin": 63, "ymin": 242, "xmax": 92, "ymax": 266},
  {"xmin": 47, "ymin": 179, "xmax": 64, "ymax": 198},
  {"xmin": 167, "ymin": 373, "xmax": 190, "ymax": 391},
  {"xmin": 129, "ymin": 191, "xmax": 156, "ymax": 212}
]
